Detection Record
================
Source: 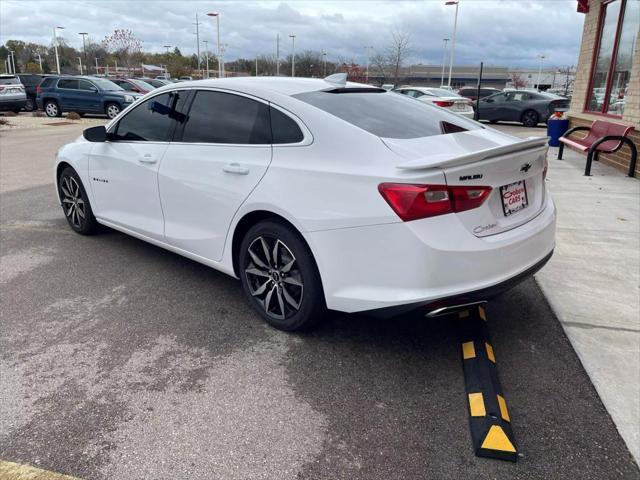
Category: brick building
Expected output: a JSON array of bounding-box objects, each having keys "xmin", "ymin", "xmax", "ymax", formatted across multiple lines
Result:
[{"xmin": 568, "ymin": 0, "xmax": 639, "ymax": 175}]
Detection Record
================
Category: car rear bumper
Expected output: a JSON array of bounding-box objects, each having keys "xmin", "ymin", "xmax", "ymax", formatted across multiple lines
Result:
[
  {"xmin": 0, "ymin": 97, "xmax": 27, "ymax": 111},
  {"xmin": 306, "ymin": 194, "xmax": 556, "ymax": 313}
]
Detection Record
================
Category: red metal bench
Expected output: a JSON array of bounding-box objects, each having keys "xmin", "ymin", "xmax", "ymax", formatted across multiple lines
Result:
[{"xmin": 558, "ymin": 120, "xmax": 637, "ymax": 177}]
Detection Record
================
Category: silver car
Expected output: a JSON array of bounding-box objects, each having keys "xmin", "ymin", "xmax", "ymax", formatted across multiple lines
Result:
[{"xmin": 0, "ymin": 75, "xmax": 27, "ymax": 113}]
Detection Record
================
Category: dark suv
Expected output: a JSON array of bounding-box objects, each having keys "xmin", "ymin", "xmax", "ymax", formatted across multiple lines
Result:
[
  {"xmin": 36, "ymin": 76, "xmax": 142, "ymax": 119},
  {"xmin": 16, "ymin": 74, "xmax": 49, "ymax": 111}
]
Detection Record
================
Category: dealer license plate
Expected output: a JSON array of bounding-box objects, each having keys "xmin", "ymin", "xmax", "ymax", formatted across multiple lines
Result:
[{"xmin": 500, "ymin": 180, "xmax": 528, "ymax": 217}]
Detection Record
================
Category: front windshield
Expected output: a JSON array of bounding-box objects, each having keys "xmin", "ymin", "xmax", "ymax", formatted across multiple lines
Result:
[
  {"xmin": 426, "ymin": 88, "xmax": 462, "ymax": 97},
  {"xmin": 91, "ymin": 78, "xmax": 124, "ymax": 91}
]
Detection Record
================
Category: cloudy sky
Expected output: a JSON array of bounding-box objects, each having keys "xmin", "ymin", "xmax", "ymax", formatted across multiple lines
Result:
[{"xmin": 1, "ymin": 0, "xmax": 585, "ymax": 68}]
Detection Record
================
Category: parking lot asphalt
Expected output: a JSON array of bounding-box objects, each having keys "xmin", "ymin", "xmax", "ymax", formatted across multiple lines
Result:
[{"xmin": 1, "ymin": 125, "xmax": 639, "ymax": 479}]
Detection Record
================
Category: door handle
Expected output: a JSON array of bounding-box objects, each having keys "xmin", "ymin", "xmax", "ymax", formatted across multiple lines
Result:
[
  {"xmin": 223, "ymin": 163, "xmax": 249, "ymax": 175},
  {"xmin": 139, "ymin": 154, "xmax": 157, "ymax": 165}
]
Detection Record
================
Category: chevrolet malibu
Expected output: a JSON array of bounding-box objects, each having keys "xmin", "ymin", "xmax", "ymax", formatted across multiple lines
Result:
[{"xmin": 54, "ymin": 74, "xmax": 556, "ymax": 331}]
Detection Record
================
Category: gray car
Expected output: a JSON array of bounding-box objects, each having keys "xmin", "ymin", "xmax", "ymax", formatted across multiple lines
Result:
[
  {"xmin": 477, "ymin": 90, "xmax": 569, "ymax": 127},
  {"xmin": 0, "ymin": 75, "xmax": 27, "ymax": 113}
]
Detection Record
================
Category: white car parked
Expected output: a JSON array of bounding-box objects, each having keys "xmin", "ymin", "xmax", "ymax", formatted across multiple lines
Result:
[
  {"xmin": 55, "ymin": 74, "xmax": 556, "ymax": 331},
  {"xmin": 394, "ymin": 86, "xmax": 475, "ymax": 118}
]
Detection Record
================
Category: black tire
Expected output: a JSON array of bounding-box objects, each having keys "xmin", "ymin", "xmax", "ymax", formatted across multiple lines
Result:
[
  {"xmin": 24, "ymin": 97, "xmax": 36, "ymax": 112},
  {"xmin": 58, "ymin": 167, "xmax": 99, "ymax": 235},
  {"xmin": 239, "ymin": 219, "xmax": 325, "ymax": 331},
  {"xmin": 489, "ymin": 119, "xmax": 499, "ymax": 124},
  {"xmin": 44, "ymin": 100, "xmax": 61, "ymax": 117},
  {"xmin": 105, "ymin": 102, "xmax": 121, "ymax": 119},
  {"xmin": 521, "ymin": 110, "xmax": 539, "ymax": 127},
  {"xmin": 12, "ymin": 109, "xmax": 20, "ymax": 114}
]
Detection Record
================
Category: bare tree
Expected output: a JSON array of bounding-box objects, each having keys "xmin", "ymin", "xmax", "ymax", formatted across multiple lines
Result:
[
  {"xmin": 557, "ymin": 66, "xmax": 575, "ymax": 96},
  {"xmin": 370, "ymin": 52, "xmax": 388, "ymax": 85},
  {"xmin": 510, "ymin": 72, "xmax": 527, "ymax": 90},
  {"xmin": 103, "ymin": 29, "xmax": 143, "ymax": 71},
  {"xmin": 387, "ymin": 29, "xmax": 411, "ymax": 86}
]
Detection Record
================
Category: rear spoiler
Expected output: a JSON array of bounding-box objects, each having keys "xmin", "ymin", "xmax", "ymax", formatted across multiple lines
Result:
[{"xmin": 395, "ymin": 136, "xmax": 548, "ymax": 171}]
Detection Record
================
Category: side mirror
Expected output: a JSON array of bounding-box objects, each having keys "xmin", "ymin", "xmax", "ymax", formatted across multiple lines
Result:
[{"xmin": 83, "ymin": 125, "xmax": 107, "ymax": 142}]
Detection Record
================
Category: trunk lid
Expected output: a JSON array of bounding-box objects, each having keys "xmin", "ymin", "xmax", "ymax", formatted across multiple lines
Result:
[{"xmin": 383, "ymin": 129, "xmax": 548, "ymax": 237}]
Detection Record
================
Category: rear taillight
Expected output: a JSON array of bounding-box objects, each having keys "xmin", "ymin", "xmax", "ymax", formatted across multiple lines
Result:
[
  {"xmin": 378, "ymin": 183, "xmax": 492, "ymax": 222},
  {"xmin": 434, "ymin": 100, "xmax": 454, "ymax": 107},
  {"xmin": 36, "ymin": 85, "xmax": 41, "ymax": 94}
]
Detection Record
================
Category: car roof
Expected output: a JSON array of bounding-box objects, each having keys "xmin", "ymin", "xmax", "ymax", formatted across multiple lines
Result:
[{"xmin": 154, "ymin": 76, "xmax": 379, "ymax": 98}]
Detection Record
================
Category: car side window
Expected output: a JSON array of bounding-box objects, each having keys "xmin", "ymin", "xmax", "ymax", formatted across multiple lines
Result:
[
  {"xmin": 78, "ymin": 80, "xmax": 95, "ymax": 91},
  {"xmin": 119, "ymin": 82, "xmax": 134, "ymax": 91},
  {"xmin": 58, "ymin": 79, "xmax": 79, "ymax": 90},
  {"xmin": 270, "ymin": 107, "xmax": 303, "ymax": 144},
  {"xmin": 113, "ymin": 91, "xmax": 188, "ymax": 142},
  {"xmin": 512, "ymin": 92, "xmax": 529, "ymax": 102},
  {"xmin": 486, "ymin": 93, "xmax": 506, "ymax": 102},
  {"xmin": 180, "ymin": 90, "xmax": 271, "ymax": 144}
]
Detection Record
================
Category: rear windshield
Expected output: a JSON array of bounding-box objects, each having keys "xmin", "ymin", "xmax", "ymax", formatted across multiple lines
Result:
[
  {"xmin": 293, "ymin": 90, "xmax": 481, "ymax": 139},
  {"xmin": 0, "ymin": 76, "xmax": 20, "ymax": 85},
  {"xmin": 426, "ymin": 88, "xmax": 462, "ymax": 97}
]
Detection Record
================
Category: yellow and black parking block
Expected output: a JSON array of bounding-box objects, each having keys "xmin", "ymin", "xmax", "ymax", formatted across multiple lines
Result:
[{"xmin": 458, "ymin": 306, "xmax": 518, "ymax": 462}]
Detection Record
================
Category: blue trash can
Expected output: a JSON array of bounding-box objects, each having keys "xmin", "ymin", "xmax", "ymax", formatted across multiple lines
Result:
[{"xmin": 547, "ymin": 118, "xmax": 569, "ymax": 147}]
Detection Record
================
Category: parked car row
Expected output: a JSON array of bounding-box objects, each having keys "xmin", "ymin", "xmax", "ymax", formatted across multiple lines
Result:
[{"xmin": 391, "ymin": 84, "xmax": 569, "ymax": 127}]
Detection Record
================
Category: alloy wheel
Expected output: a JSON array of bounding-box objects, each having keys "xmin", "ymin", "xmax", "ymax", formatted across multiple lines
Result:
[
  {"xmin": 60, "ymin": 175, "xmax": 86, "ymax": 229},
  {"xmin": 522, "ymin": 111, "xmax": 538, "ymax": 127},
  {"xmin": 244, "ymin": 236, "xmax": 304, "ymax": 320},
  {"xmin": 106, "ymin": 104, "xmax": 120, "ymax": 119},
  {"xmin": 45, "ymin": 102, "xmax": 58, "ymax": 117}
]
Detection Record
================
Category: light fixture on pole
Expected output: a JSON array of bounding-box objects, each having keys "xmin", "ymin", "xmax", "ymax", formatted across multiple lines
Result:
[
  {"xmin": 440, "ymin": 38, "xmax": 450, "ymax": 87},
  {"xmin": 163, "ymin": 45, "xmax": 172, "ymax": 54},
  {"xmin": 78, "ymin": 32, "xmax": 88, "ymax": 73},
  {"xmin": 445, "ymin": 0, "xmax": 459, "ymax": 88},
  {"xmin": 53, "ymin": 26, "xmax": 65, "ymax": 75},
  {"xmin": 364, "ymin": 46, "xmax": 373, "ymax": 84},
  {"xmin": 536, "ymin": 54, "xmax": 546, "ymax": 91},
  {"xmin": 289, "ymin": 34, "xmax": 296, "ymax": 77},
  {"xmin": 206, "ymin": 12, "xmax": 221, "ymax": 78}
]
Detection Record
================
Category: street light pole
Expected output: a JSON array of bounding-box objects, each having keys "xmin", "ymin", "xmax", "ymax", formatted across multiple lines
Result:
[
  {"xmin": 207, "ymin": 13, "xmax": 221, "ymax": 78},
  {"xmin": 203, "ymin": 40, "xmax": 209, "ymax": 78},
  {"xmin": 95, "ymin": 57, "xmax": 99, "ymax": 75},
  {"xmin": 37, "ymin": 52, "xmax": 43, "ymax": 72},
  {"xmin": 440, "ymin": 38, "xmax": 450, "ymax": 86},
  {"xmin": 53, "ymin": 26, "xmax": 65, "ymax": 75},
  {"xmin": 445, "ymin": 0, "xmax": 459, "ymax": 88},
  {"xmin": 8, "ymin": 51, "xmax": 15, "ymax": 74},
  {"xmin": 276, "ymin": 33, "xmax": 280, "ymax": 76},
  {"xmin": 78, "ymin": 32, "xmax": 88, "ymax": 74},
  {"xmin": 289, "ymin": 34, "xmax": 296, "ymax": 77},
  {"xmin": 364, "ymin": 45, "xmax": 373, "ymax": 84},
  {"xmin": 322, "ymin": 51, "xmax": 327, "ymax": 77},
  {"xmin": 193, "ymin": 13, "xmax": 202, "ymax": 76},
  {"xmin": 536, "ymin": 54, "xmax": 546, "ymax": 91},
  {"xmin": 77, "ymin": 57, "xmax": 83, "ymax": 74}
]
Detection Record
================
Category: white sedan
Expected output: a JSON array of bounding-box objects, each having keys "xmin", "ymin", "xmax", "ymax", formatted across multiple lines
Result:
[
  {"xmin": 394, "ymin": 86, "xmax": 475, "ymax": 118},
  {"xmin": 55, "ymin": 74, "xmax": 555, "ymax": 331}
]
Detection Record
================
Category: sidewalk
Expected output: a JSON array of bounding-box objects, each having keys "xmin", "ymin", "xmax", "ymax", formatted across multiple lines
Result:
[{"xmin": 536, "ymin": 145, "xmax": 640, "ymax": 464}]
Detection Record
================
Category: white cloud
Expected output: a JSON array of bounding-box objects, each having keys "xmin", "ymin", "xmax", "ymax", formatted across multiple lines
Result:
[{"xmin": 0, "ymin": 0, "xmax": 584, "ymax": 67}]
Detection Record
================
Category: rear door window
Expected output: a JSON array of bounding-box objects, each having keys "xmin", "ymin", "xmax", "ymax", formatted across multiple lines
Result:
[
  {"xmin": 58, "ymin": 79, "xmax": 79, "ymax": 90},
  {"xmin": 113, "ymin": 91, "xmax": 189, "ymax": 142},
  {"xmin": 179, "ymin": 90, "xmax": 271, "ymax": 144},
  {"xmin": 293, "ymin": 90, "xmax": 481, "ymax": 139}
]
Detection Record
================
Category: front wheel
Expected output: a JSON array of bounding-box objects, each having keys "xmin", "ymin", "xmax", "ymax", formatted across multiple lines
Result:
[
  {"xmin": 105, "ymin": 102, "xmax": 121, "ymax": 119},
  {"xmin": 58, "ymin": 167, "xmax": 99, "ymax": 235},
  {"xmin": 521, "ymin": 110, "xmax": 539, "ymax": 127},
  {"xmin": 239, "ymin": 220, "xmax": 325, "ymax": 331}
]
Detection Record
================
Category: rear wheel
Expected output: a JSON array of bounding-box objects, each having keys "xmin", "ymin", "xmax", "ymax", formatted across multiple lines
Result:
[
  {"xmin": 105, "ymin": 102, "xmax": 121, "ymax": 119},
  {"xmin": 44, "ymin": 100, "xmax": 61, "ymax": 117},
  {"xmin": 521, "ymin": 110, "xmax": 539, "ymax": 127},
  {"xmin": 239, "ymin": 220, "xmax": 325, "ymax": 331},
  {"xmin": 58, "ymin": 167, "xmax": 99, "ymax": 235},
  {"xmin": 24, "ymin": 97, "xmax": 36, "ymax": 112},
  {"xmin": 489, "ymin": 119, "xmax": 499, "ymax": 124}
]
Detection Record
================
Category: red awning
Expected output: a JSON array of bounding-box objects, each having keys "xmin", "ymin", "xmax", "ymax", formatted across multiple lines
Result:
[{"xmin": 577, "ymin": 0, "xmax": 589, "ymax": 13}]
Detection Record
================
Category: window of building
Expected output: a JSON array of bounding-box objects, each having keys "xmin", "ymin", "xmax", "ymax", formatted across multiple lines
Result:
[{"xmin": 586, "ymin": 0, "xmax": 639, "ymax": 116}]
